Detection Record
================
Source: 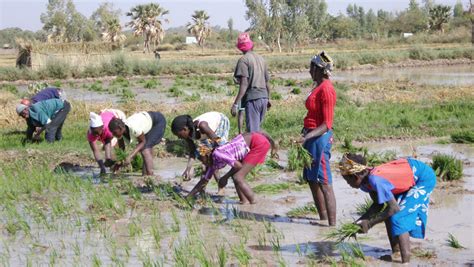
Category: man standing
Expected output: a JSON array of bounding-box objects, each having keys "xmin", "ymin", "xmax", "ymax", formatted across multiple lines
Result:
[
  {"xmin": 16, "ymin": 98, "xmax": 71, "ymax": 143},
  {"xmin": 232, "ymin": 32, "xmax": 271, "ymax": 132}
]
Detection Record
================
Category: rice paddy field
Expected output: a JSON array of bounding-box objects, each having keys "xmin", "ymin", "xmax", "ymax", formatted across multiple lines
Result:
[{"xmin": 0, "ymin": 56, "xmax": 473, "ymax": 266}]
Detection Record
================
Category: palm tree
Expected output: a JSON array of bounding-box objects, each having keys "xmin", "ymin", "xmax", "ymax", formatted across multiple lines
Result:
[
  {"xmin": 428, "ymin": 4, "xmax": 452, "ymax": 33},
  {"xmin": 187, "ymin": 10, "xmax": 212, "ymax": 47},
  {"xmin": 102, "ymin": 18, "xmax": 126, "ymax": 44},
  {"xmin": 127, "ymin": 3, "xmax": 169, "ymax": 53}
]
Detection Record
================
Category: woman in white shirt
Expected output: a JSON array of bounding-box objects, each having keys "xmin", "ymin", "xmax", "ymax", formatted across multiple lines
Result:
[{"xmin": 109, "ymin": 111, "xmax": 166, "ymax": 176}]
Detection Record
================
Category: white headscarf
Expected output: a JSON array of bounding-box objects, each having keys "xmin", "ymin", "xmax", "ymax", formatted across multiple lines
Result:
[{"xmin": 89, "ymin": 112, "xmax": 103, "ymax": 128}]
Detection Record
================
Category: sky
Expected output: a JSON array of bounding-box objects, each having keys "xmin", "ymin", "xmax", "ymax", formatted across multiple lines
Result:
[{"xmin": 0, "ymin": 0, "xmax": 468, "ymax": 31}]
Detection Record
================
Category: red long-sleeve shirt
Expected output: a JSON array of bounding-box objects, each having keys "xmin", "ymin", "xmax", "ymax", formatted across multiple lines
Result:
[{"xmin": 303, "ymin": 79, "xmax": 336, "ymax": 129}]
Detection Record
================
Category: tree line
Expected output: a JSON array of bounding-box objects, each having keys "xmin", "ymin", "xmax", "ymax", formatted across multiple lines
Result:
[{"xmin": 0, "ymin": 0, "xmax": 472, "ymax": 53}]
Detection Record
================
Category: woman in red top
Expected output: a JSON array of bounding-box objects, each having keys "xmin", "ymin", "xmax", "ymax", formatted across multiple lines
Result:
[{"xmin": 301, "ymin": 51, "xmax": 337, "ymax": 226}]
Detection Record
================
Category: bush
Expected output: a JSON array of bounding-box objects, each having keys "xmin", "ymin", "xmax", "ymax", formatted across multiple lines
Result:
[
  {"xmin": 270, "ymin": 91, "xmax": 283, "ymax": 100},
  {"xmin": 450, "ymin": 130, "xmax": 474, "ymax": 144},
  {"xmin": 104, "ymin": 54, "xmax": 132, "ymax": 76},
  {"xmin": 432, "ymin": 154, "xmax": 463, "ymax": 181},
  {"xmin": 43, "ymin": 59, "xmax": 71, "ymax": 79},
  {"xmin": 291, "ymin": 87, "xmax": 301, "ymax": 94}
]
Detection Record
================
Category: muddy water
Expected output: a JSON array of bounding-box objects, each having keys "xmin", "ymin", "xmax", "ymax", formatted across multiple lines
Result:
[{"xmin": 277, "ymin": 64, "xmax": 474, "ymax": 86}]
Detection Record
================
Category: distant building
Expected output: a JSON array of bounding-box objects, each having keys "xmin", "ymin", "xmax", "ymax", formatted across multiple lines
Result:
[
  {"xmin": 402, "ymin": 33, "xmax": 413, "ymax": 38},
  {"xmin": 186, "ymin": 37, "xmax": 198, "ymax": 44},
  {"xmin": 2, "ymin": 44, "xmax": 11, "ymax": 49}
]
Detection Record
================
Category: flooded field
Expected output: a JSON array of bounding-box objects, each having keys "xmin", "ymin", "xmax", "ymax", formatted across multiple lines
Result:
[{"xmin": 1, "ymin": 139, "xmax": 472, "ymax": 266}]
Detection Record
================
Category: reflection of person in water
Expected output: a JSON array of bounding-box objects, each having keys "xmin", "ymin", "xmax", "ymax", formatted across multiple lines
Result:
[{"xmin": 339, "ymin": 153, "xmax": 436, "ymax": 264}]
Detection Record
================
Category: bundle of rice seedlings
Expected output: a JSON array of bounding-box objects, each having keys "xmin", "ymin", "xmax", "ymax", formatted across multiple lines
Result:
[
  {"xmin": 355, "ymin": 198, "xmax": 373, "ymax": 216},
  {"xmin": 325, "ymin": 222, "xmax": 360, "ymax": 243},
  {"xmin": 287, "ymin": 144, "xmax": 313, "ymax": 171},
  {"xmin": 114, "ymin": 148, "xmax": 142, "ymax": 172},
  {"xmin": 432, "ymin": 154, "xmax": 463, "ymax": 181}
]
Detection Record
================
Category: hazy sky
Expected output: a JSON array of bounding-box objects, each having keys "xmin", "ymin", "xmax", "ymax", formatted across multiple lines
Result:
[{"xmin": 0, "ymin": 0, "xmax": 467, "ymax": 31}]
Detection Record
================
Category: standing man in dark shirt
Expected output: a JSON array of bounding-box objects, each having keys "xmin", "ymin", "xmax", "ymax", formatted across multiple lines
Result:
[{"xmin": 232, "ymin": 32, "xmax": 271, "ymax": 133}]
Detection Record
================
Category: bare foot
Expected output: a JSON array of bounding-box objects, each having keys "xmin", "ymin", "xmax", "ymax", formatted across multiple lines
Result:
[{"xmin": 239, "ymin": 201, "xmax": 250, "ymax": 205}]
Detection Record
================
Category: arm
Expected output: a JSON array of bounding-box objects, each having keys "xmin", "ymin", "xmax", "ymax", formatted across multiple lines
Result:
[
  {"xmin": 187, "ymin": 178, "xmax": 210, "ymax": 198},
  {"xmin": 356, "ymin": 192, "xmax": 385, "ymax": 222},
  {"xmin": 197, "ymin": 121, "xmax": 219, "ymax": 142},
  {"xmin": 302, "ymin": 124, "xmax": 328, "ymax": 143},
  {"xmin": 358, "ymin": 198, "xmax": 400, "ymax": 233},
  {"xmin": 234, "ymin": 78, "xmax": 249, "ymax": 106},
  {"xmin": 89, "ymin": 141, "xmax": 107, "ymax": 174},
  {"xmin": 126, "ymin": 134, "xmax": 146, "ymax": 164},
  {"xmin": 183, "ymin": 138, "xmax": 197, "ymax": 178}
]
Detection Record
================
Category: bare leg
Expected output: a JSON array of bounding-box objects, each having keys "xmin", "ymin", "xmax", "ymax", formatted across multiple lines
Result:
[
  {"xmin": 308, "ymin": 181, "xmax": 328, "ymax": 220},
  {"xmin": 321, "ymin": 184, "xmax": 337, "ymax": 226},
  {"xmin": 234, "ymin": 182, "xmax": 249, "ymax": 204},
  {"xmin": 141, "ymin": 148, "xmax": 154, "ymax": 176},
  {"xmin": 398, "ymin": 233, "xmax": 410, "ymax": 263},
  {"xmin": 385, "ymin": 219, "xmax": 400, "ymax": 253},
  {"xmin": 233, "ymin": 163, "xmax": 256, "ymax": 204}
]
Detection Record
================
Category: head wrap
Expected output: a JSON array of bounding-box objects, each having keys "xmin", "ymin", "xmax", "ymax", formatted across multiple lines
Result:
[
  {"xmin": 237, "ymin": 32, "xmax": 253, "ymax": 52},
  {"xmin": 311, "ymin": 51, "xmax": 334, "ymax": 76},
  {"xmin": 16, "ymin": 104, "xmax": 28, "ymax": 115},
  {"xmin": 89, "ymin": 112, "xmax": 104, "ymax": 128},
  {"xmin": 338, "ymin": 154, "xmax": 368, "ymax": 176}
]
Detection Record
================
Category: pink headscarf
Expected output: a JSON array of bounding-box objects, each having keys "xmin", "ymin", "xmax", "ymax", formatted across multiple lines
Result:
[{"xmin": 237, "ymin": 32, "xmax": 253, "ymax": 52}]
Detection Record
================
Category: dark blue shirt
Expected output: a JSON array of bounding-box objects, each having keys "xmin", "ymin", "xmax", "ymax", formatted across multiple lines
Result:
[{"xmin": 31, "ymin": 88, "xmax": 60, "ymax": 103}]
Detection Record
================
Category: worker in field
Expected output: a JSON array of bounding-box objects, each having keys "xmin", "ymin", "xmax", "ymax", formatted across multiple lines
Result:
[
  {"xmin": 16, "ymin": 98, "xmax": 71, "ymax": 143},
  {"xmin": 108, "ymin": 111, "xmax": 166, "ymax": 176},
  {"xmin": 87, "ymin": 109, "xmax": 126, "ymax": 175},
  {"xmin": 186, "ymin": 132, "xmax": 277, "ymax": 204},
  {"xmin": 20, "ymin": 87, "xmax": 65, "ymax": 106},
  {"xmin": 300, "ymin": 51, "xmax": 337, "ymax": 226},
  {"xmin": 171, "ymin": 112, "xmax": 230, "ymax": 194},
  {"xmin": 339, "ymin": 153, "xmax": 436, "ymax": 264},
  {"xmin": 232, "ymin": 32, "xmax": 271, "ymax": 132}
]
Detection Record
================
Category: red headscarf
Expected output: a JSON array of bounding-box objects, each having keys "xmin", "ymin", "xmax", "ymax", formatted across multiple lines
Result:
[{"xmin": 237, "ymin": 32, "xmax": 253, "ymax": 52}]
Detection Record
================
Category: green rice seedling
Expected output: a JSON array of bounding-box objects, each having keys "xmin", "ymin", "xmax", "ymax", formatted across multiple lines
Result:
[
  {"xmin": 72, "ymin": 241, "xmax": 81, "ymax": 257},
  {"xmin": 291, "ymin": 87, "xmax": 301, "ymax": 94},
  {"xmin": 88, "ymin": 81, "xmax": 105, "ymax": 92},
  {"xmin": 285, "ymin": 79, "xmax": 297, "ymax": 86},
  {"xmin": 355, "ymin": 197, "xmax": 373, "ymax": 216},
  {"xmin": 170, "ymin": 209, "xmax": 180, "ymax": 232},
  {"xmin": 143, "ymin": 79, "xmax": 160, "ymax": 89},
  {"xmin": 257, "ymin": 231, "xmax": 268, "ymax": 248},
  {"xmin": 412, "ymin": 248, "xmax": 437, "ymax": 259},
  {"xmin": 217, "ymin": 244, "xmax": 228, "ymax": 267},
  {"xmin": 184, "ymin": 92, "xmax": 201, "ymax": 102},
  {"xmin": 168, "ymin": 86, "xmax": 184, "ymax": 97},
  {"xmin": 325, "ymin": 222, "xmax": 360, "ymax": 243},
  {"xmin": 446, "ymin": 233, "xmax": 465, "ymax": 249},
  {"xmin": 339, "ymin": 242, "xmax": 365, "ymax": 260},
  {"xmin": 128, "ymin": 219, "xmax": 143, "ymax": 238},
  {"xmin": 231, "ymin": 242, "xmax": 251, "ymax": 265},
  {"xmin": 253, "ymin": 182, "xmax": 304, "ymax": 194},
  {"xmin": 151, "ymin": 222, "xmax": 162, "ymax": 249},
  {"xmin": 271, "ymin": 91, "xmax": 283, "ymax": 100},
  {"xmin": 286, "ymin": 203, "xmax": 317, "ymax": 218},
  {"xmin": 49, "ymin": 248, "xmax": 59, "ymax": 266},
  {"xmin": 432, "ymin": 154, "xmax": 463, "ymax": 181},
  {"xmin": 92, "ymin": 253, "xmax": 102, "ymax": 267},
  {"xmin": 451, "ymin": 130, "xmax": 474, "ymax": 144},
  {"xmin": 52, "ymin": 80, "xmax": 62, "ymax": 87},
  {"xmin": 287, "ymin": 144, "xmax": 313, "ymax": 171},
  {"xmin": 111, "ymin": 76, "xmax": 130, "ymax": 87},
  {"xmin": 364, "ymin": 150, "xmax": 397, "ymax": 166},
  {"xmin": 265, "ymin": 159, "xmax": 284, "ymax": 170}
]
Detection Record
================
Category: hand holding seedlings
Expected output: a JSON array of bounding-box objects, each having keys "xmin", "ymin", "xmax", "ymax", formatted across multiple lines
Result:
[{"xmin": 356, "ymin": 219, "xmax": 370, "ymax": 234}]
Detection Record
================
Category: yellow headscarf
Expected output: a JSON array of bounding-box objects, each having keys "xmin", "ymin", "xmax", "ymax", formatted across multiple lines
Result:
[
  {"xmin": 338, "ymin": 154, "xmax": 368, "ymax": 176},
  {"xmin": 197, "ymin": 144, "xmax": 213, "ymax": 158}
]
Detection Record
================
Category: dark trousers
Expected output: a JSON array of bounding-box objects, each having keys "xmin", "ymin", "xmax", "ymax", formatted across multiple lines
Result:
[
  {"xmin": 45, "ymin": 101, "xmax": 71, "ymax": 142},
  {"xmin": 245, "ymin": 98, "xmax": 268, "ymax": 132}
]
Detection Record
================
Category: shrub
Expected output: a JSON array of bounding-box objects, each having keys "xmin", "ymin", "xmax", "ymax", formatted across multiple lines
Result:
[
  {"xmin": 432, "ymin": 154, "xmax": 463, "ymax": 181},
  {"xmin": 44, "ymin": 59, "xmax": 71, "ymax": 79},
  {"xmin": 184, "ymin": 92, "xmax": 201, "ymax": 102},
  {"xmin": 143, "ymin": 79, "xmax": 160, "ymax": 89}
]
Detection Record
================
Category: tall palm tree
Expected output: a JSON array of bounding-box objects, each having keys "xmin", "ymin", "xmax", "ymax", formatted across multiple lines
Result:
[
  {"xmin": 102, "ymin": 18, "xmax": 126, "ymax": 44},
  {"xmin": 127, "ymin": 3, "xmax": 169, "ymax": 53},
  {"xmin": 428, "ymin": 4, "xmax": 452, "ymax": 33},
  {"xmin": 187, "ymin": 10, "xmax": 212, "ymax": 47}
]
